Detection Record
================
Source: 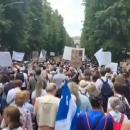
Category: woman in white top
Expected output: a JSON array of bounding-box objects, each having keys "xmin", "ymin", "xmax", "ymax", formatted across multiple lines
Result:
[
  {"xmin": 31, "ymin": 79, "xmax": 46, "ymax": 104},
  {"xmin": 107, "ymin": 76, "xmax": 130, "ymax": 112},
  {"xmin": 107, "ymin": 97, "xmax": 128, "ymax": 123},
  {"xmin": 2, "ymin": 106, "xmax": 23, "ymax": 130}
]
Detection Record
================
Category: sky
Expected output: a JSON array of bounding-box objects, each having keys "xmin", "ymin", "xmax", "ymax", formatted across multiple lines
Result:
[{"xmin": 47, "ymin": 0, "xmax": 84, "ymax": 37}]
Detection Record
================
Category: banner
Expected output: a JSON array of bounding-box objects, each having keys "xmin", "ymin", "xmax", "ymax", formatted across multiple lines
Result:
[
  {"xmin": 101, "ymin": 52, "xmax": 112, "ymax": 66},
  {"xmin": 12, "ymin": 51, "xmax": 25, "ymax": 61},
  {"xmin": 71, "ymin": 49, "xmax": 82, "ymax": 68},
  {"xmin": 39, "ymin": 50, "xmax": 47, "ymax": 62},
  {"xmin": 50, "ymin": 52, "xmax": 55, "ymax": 56},
  {"xmin": 0, "ymin": 52, "xmax": 12, "ymax": 67},
  {"xmin": 106, "ymin": 62, "xmax": 118, "ymax": 73},
  {"xmin": 94, "ymin": 49, "xmax": 111, "ymax": 66},
  {"xmin": 32, "ymin": 51, "xmax": 39, "ymax": 61},
  {"xmin": 63, "ymin": 46, "xmax": 85, "ymax": 61}
]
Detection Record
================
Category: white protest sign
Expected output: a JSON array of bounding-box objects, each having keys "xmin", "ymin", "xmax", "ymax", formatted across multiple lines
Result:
[
  {"xmin": 95, "ymin": 49, "xmax": 111, "ymax": 66},
  {"xmin": 63, "ymin": 46, "xmax": 85, "ymax": 61},
  {"xmin": 32, "ymin": 51, "xmax": 39, "ymax": 61},
  {"xmin": 94, "ymin": 48, "xmax": 103, "ymax": 66},
  {"xmin": 101, "ymin": 52, "xmax": 112, "ymax": 66},
  {"xmin": 39, "ymin": 50, "xmax": 47, "ymax": 62},
  {"xmin": 0, "ymin": 52, "xmax": 12, "ymax": 67},
  {"xmin": 50, "ymin": 52, "xmax": 55, "ymax": 56},
  {"xmin": 106, "ymin": 62, "xmax": 118, "ymax": 72},
  {"xmin": 12, "ymin": 51, "xmax": 25, "ymax": 61},
  {"xmin": 63, "ymin": 46, "xmax": 72, "ymax": 61}
]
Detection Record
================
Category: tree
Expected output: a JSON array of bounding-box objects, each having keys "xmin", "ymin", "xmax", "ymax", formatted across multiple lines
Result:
[
  {"xmin": 0, "ymin": 0, "xmax": 73, "ymax": 55},
  {"xmin": 81, "ymin": 0, "xmax": 130, "ymax": 61}
]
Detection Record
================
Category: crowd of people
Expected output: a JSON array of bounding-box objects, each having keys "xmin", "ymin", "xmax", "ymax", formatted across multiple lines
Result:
[{"xmin": 0, "ymin": 60, "xmax": 130, "ymax": 130}]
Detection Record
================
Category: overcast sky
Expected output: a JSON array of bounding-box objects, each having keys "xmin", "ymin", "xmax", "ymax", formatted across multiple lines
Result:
[{"xmin": 47, "ymin": 0, "xmax": 84, "ymax": 37}]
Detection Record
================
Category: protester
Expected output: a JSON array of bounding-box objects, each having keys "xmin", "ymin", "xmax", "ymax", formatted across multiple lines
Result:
[
  {"xmin": 76, "ymin": 95, "xmax": 113, "ymax": 130},
  {"xmin": 23, "ymin": 90, "xmax": 34, "ymax": 117},
  {"xmin": 2, "ymin": 106, "xmax": 23, "ymax": 130},
  {"xmin": 34, "ymin": 83, "xmax": 60, "ymax": 130},
  {"xmin": 31, "ymin": 79, "xmax": 47, "ymax": 104},
  {"xmin": 1, "ymin": 56, "xmax": 130, "ymax": 130},
  {"xmin": 0, "ymin": 84, "xmax": 7, "ymax": 115},
  {"xmin": 53, "ymin": 68, "xmax": 65, "ymax": 89},
  {"xmin": 106, "ymin": 96, "xmax": 128, "ymax": 130},
  {"xmin": 28, "ymin": 72, "xmax": 36, "ymax": 94},
  {"xmin": 15, "ymin": 92, "xmax": 33, "ymax": 130},
  {"xmin": 68, "ymin": 82, "xmax": 92, "ymax": 111},
  {"xmin": 6, "ymin": 80, "xmax": 22, "ymax": 105},
  {"xmin": 4, "ymin": 74, "xmax": 15, "ymax": 96},
  {"xmin": 107, "ymin": 75, "xmax": 130, "ymax": 119},
  {"xmin": 96, "ymin": 68, "xmax": 114, "ymax": 112}
]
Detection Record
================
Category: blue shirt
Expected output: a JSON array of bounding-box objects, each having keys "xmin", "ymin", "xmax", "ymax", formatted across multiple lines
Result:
[{"xmin": 76, "ymin": 111, "xmax": 113, "ymax": 130}]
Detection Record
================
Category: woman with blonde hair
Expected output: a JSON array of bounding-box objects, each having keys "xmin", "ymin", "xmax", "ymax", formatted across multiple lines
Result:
[
  {"xmin": 31, "ymin": 79, "xmax": 47, "ymax": 104},
  {"xmin": 68, "ymin": 82, "xmax": 92, "ymax": 111},
  {"xmin": 15, "ymin": 92, "xmax": 33, "ymax": 130},
  {"xmin": 2, "ymin": 106, "xmax": 22, "ymax": 130}
]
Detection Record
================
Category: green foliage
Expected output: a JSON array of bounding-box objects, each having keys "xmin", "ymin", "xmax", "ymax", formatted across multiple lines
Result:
[
  {"xmin": 0, "ymin": 0, "xmax": 73, "ymax": 55},
  {"xmin": 81, "ymin": 0, "xmax": 130, "ymax": 61}
]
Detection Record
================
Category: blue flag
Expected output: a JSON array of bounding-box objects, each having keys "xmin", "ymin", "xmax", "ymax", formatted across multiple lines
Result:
[{"xmin": 55, "ymin": 82, "xmax": 77, "ymax": 130}]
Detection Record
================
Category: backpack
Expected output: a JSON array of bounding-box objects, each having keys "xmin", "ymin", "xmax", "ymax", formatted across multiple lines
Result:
[
  {"xmin": 101, "ymin": 79, "xmax": 113, "ymax": 112},
  {"xmin": 108, "ymin": 113, "xmax": 124, "ymax": 130},
  {"xmin": 16, "ymin": 73, "xmax": 24, "ymax": 83}
]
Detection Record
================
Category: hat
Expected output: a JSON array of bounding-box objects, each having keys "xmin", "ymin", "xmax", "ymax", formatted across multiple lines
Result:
[{"xmin": 79, "ymin": 80, "xmax": 88, "ymax": 94}]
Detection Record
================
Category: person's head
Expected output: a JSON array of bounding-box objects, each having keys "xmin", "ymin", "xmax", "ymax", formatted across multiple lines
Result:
[
  {"xmin": 3, "ymin": 106, "xmax": 21, "ymax": 129},
  {"xmin": 100, "ymin": 68, "xmax": 106, "ymax": 77},
  {"xmin": 84, "ymin": 69, "xmax": 91, "ymax": 81},
  {"xmin": 35, "ymin": 79, "xmax": 46, "ymax": 97},
  {"xmin": 1, "ymin": 75, "xmax": 9, "ymax": 84},
  {"xmin": 108, "ymin": 97, "xmax": 121, "ymax": 112},
  {"xmin": 46, "ymin": 83, "xmax": 57, "ymax": 96},
  {"xmin": 105, "ymin": 68, "xmax": 111, "ymax": 73},
  {"xmin": 92, "ymin": 72, "xmax": 100, "ymax": 82},
  {"xmin": 15, "ymin": 92, "xmax": 25, "ymax": 107},
  {"xmin": 9, "ymin": 74, "xmax": 14, "ymax": 81},
  {"xmin": 114, "ymin": 75, "xmax": 126, "ymax": 95},
  {"xmin": 14, "ymin": 80, "xmax": 22, "ymax": 88},
  {"xmin": 43, "ymin": 66, "xmax": 46, "ymax": 70},
  {"xmin": 22, "ymin": 90, "xmax": 30, "ymax": 102},
  {"xmin": 35, "ymin": 69, "xmax": 41, "ymax": 76},
  {"xmin": 87, "ymin": 83, "xmax": 100, "ymax": 97},
  {"xmin": 89, "ymin": 95, "xmax": 103, "ymax": 110}
]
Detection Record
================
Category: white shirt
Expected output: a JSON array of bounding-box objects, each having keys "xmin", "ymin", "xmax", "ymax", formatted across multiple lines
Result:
[
  {"xmin": 6, "ymin": 87, "xmax": 21, "ymax": 105},
  {"xmin": 96, "ymin": 76, "xmax": 113, "ymax": 92}
]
